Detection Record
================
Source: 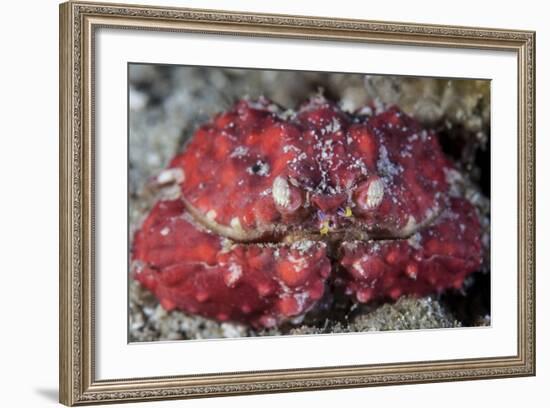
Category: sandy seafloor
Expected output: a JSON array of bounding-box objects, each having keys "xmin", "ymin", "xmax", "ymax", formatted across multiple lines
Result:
[{"xmin": 128, "ymin": 65, "xmax": 491, "ymax": 342}]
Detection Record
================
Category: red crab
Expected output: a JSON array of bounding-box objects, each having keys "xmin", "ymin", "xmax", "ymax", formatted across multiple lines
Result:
[{"xmin": 132, "ymin": 96, "xmax": 482, "ymax": 328}]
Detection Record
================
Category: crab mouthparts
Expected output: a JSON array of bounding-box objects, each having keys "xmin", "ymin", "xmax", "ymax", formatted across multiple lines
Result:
[{"xmin": 317, "ymin": 207, "xmax": 353, "ymax": 235}]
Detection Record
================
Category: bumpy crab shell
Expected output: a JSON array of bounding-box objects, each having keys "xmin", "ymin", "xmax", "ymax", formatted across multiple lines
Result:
[{"xmin": 132, "ymin": 97, "xmax": 482, "ymax": 328}]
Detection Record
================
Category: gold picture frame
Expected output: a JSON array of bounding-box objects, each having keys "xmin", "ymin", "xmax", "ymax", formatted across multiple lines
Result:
[{"xmin": 59, "ymin": 1, "xmax": 536, "ymax": 405}]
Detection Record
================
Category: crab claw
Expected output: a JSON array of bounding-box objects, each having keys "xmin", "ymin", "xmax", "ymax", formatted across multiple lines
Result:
[
  {"xmin": 132, "ymin": 199, "xmax": 331, "ymax": 328},
  {"xmin": 339, "ymin": 198, "xmax": 482, "ymax": 303}
]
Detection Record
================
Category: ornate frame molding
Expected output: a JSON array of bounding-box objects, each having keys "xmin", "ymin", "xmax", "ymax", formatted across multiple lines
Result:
[{"xmin": 59, "ymin": 1, "xmax": 535, "ymax": 405}]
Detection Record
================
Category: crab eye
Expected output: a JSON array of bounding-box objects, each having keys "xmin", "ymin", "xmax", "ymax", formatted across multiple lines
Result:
[
  {"xmin": 272, "ymin": 176, "xmax": 303, "ymax": 214},
  {"xmin": 247, "ymin": 159, "xmax": 270, "ymax": 176},
  {"xmin": 355, "ymin": 177, "xmax": 385, "ymax": 211}
]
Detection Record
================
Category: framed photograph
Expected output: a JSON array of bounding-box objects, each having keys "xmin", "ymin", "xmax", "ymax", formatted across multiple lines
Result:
[{"xmin": 59, "ymin": 1, "xmax": 536, "ymax": 405}]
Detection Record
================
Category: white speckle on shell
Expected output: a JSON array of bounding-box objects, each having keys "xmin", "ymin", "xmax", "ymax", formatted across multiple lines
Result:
[
  {"xmin": 291, "ymin": 240, "xmax": 316, "ymax": 254},
  {"xmin": 230, "ymin": 146, "xmax": 249, "ymax": 158},
  {"xmin": 353, "ymin": 259, "xmax": 368, "ymax": 277},
  {"xmin": 377, "ymin": 145, "xmax": 401, "ymax": 178},
  {"xmin": 288, "ymin": 255, "xmax": 308, "ymax": 272},
  {"xmin": 272, "ymin": 176, "xmax": 291, "ymax": 208},
  {"xmin": 225, "ymin": 263, "xmax": 243, "ymax": 287},
  {"xmin": 160, "ymin": 227, "xmax": 170, "ymax": 236}
]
